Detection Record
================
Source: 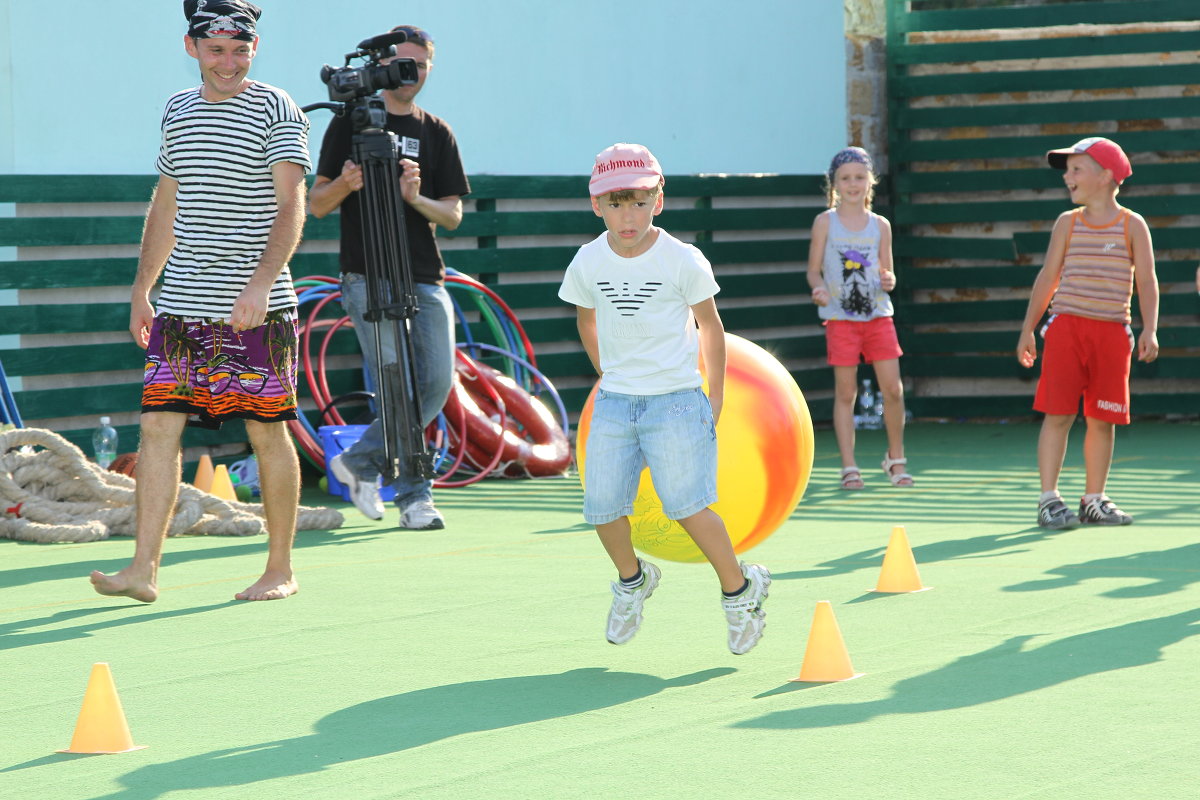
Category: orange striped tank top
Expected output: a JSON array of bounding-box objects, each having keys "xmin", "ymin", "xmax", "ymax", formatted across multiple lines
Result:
[{"xmin": 1048, "ymin": 208, "xmax": 1134, "ymax": 324}]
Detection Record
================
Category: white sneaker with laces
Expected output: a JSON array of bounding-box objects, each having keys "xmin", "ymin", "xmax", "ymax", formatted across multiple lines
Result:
[
  {"xmin": 329, "ymin": 453, "xmax": 384, "ymax": 520},
  {"xmin": 1038, "ymin": 496, "xmax": 1079, "ymax": 530},
  {"xmin": 722, "ymin": 563, "xmax": 771, "ymax": 655},
  {"xmin": 1079, "ymin": 495, "xmax": 1133, "ymax": 525},
  {"xmin": 399, "ymin": 498, "xmax": 445, "ymax": 530},
  {"xmin": 606, "ymin": 560, "xmax": 661, "ymax": 645}
]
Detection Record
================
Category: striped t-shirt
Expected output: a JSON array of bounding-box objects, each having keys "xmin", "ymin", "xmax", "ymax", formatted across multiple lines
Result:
[
  {"xmin": 155, "ymin": 82, "xmax": 311, "ymax": 318},
  {"xmin": 1049, "ymin": 208, "xmax": 1135, "ymax": 324}
]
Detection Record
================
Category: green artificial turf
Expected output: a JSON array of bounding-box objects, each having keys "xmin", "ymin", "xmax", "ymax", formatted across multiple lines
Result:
[{"xmin": 2, "ymin": 422, "xmax": 1197, "ymax": 799}]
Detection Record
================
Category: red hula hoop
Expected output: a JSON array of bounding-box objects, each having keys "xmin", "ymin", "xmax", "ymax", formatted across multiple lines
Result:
[{"xmin": 447, "ymin": 360, "xmax": 570, "ymax": 478}]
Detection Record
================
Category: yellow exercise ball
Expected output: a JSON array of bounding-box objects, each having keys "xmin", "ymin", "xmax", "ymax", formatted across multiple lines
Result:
[{"xmin": 575, "ymin": 333, "xmax": 814, "ymax": 563}]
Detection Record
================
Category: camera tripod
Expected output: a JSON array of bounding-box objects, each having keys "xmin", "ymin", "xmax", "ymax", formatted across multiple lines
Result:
[{"xmin": 307, "ymin": 95, "xmax": 435, "ymax": 483}]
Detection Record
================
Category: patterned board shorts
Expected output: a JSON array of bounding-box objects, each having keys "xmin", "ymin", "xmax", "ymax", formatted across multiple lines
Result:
[{"xmin": 141, "ymin": 309, "xmax": 299, "ymax": 430}]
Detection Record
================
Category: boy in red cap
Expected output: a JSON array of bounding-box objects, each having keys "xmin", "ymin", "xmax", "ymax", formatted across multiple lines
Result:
[
  {"xmin": 558, "ymin": 143, "xmax": 770, "ymax": 654},
  {"xmin": 1016, "ymin": 137, "xmax": 1160, "ymax": 529}
]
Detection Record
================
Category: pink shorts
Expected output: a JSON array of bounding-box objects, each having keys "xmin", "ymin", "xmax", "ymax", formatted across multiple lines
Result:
[
  {"xmin": 1034, "ymin": 313, "xmax": 1132, "ymax": 424},
  {"xmin": 825, "ymin": 318, "xmax": 903, "ymax": 366}
]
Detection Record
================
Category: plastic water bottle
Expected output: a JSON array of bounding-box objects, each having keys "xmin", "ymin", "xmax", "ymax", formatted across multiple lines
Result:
[
  {"xmin": 92, "ymin": 416, "xmax": 119, "ymax": 469},
  {"xmin": 855, "ymin": 379, "xmax": 882, "ymax": 430}
]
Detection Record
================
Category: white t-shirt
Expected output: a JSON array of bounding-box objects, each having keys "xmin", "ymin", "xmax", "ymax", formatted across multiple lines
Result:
[{"xmin": 559, "ymin": 230, "xmax": 720, "ymax": 395}]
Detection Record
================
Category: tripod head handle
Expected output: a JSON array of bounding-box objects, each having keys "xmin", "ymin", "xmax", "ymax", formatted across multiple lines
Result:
[{"xmin": 300, "ymin": 101, "xmax": 345, "ymax": 116}]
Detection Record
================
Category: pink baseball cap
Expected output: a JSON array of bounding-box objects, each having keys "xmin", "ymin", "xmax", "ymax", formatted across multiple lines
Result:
[
  {"xmin": 589, "ymin": 143, "xmax": 664, "ymax": 197},
  {"xmin": 1046, "ymin": 137, "xmax": 1132, "ymax": 184}
]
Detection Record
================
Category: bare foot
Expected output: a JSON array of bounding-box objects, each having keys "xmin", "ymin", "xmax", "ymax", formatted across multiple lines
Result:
[
  {"xmin": 90, "ymin": 569, "xmax": 158, "ymax": 603},
  {"xmin": 235, "ymin": 570, "xmax": 298, "ymax": 601}
]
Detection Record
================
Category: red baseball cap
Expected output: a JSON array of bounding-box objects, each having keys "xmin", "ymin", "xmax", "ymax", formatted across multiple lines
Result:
[
  {"xmin": 589, "ymin": 143, "xmax": 664, "ymax": 197},
  {"xmin": 1046, "ymin": 137, "xmax": 1132, "ymax": 184}
]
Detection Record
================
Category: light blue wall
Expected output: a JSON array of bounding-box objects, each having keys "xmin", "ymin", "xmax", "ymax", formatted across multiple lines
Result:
[{"xmin": 0, "ymin": 1, "xmax": 844, "ymax": 176}]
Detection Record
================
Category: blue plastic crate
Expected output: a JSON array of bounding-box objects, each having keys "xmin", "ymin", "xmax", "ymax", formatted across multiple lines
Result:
[{"xmin": 319, "ymin": 425, "xmax": 395, "ymax": 502}]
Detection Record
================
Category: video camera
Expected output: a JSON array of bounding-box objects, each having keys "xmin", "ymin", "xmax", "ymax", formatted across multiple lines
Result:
[{"xmin": 319, "ymin": 30, "xmax": 419, "ymax": 103}]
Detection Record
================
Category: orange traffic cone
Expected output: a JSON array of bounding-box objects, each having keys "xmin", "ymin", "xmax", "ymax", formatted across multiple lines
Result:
[
  {"xmin": 210, "ymin": 464, "xmax": 237, "ymax": 502},
  {"xmin": 192, "ymin": 454, "xmax": 214, "ymax": 493},
  {"xmin": 790, "ymin": 601, "xmax": 863, "ymax": 683},
  {"xmin": 58, "ymin": 663, "xmax": 146, "ymax": 754},
  {"xmin": 871, "ymin": 525, "xmax": 930, "ymax": 593}
]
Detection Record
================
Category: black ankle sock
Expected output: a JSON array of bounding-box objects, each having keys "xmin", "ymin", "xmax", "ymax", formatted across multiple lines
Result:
[
  {"xmin": 722, "ymin": 578, "xmax": 749, "ymax": 599},
  {"xmin": 620, "ymin": 568, "xmax": 644, "ymax": 589}
]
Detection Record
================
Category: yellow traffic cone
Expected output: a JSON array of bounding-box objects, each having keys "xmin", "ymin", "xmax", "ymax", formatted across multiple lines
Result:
[
  {"xmin": 193, "ymin": 453, "xmax": 214, "ymax": 493},
  {"xmin": 58, "ymin": 663, "xmax": 146, "ymax": 754},
  {"xmin": 790, "ymin": 601, "xmax": 864, "ymax": 683},
  {"xmin": 210, "ymin": 464, "xmax": 237, "ymax": 501},
  {"xmin": 871, "ymin": 525, "xmax": 930, "ymax": 593}
]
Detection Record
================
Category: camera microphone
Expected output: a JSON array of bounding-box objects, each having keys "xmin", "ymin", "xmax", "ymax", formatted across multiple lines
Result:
[{"xmin": 357, "ymin": 30, "xmax": 409, "ymax": 53}]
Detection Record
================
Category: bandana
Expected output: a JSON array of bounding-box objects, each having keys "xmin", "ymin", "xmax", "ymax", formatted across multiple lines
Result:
[
  {"xmin": 184, "ymin": 0, "xmax": 261, "ymax": 41},
  {"xmin": 827, "ymin": 146, "xmax": 874, "ymax": 183}
]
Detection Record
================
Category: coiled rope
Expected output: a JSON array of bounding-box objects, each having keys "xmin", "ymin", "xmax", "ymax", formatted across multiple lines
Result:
[{"xmin": 0, "ymin": 427, "xmax": 343, "ymax": 544}]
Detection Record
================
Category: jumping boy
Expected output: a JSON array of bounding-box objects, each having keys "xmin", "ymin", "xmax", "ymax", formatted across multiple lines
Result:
[
  {"xmin": 1017, "ymin": 137, "xmax": 1159, "ymax": 529},
  {"xmin": 558, "ymin": 143, "xmax": 770, "ymax": 655}
]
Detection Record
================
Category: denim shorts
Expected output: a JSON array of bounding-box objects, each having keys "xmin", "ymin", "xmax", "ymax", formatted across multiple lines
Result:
[{"xmin": 582, "ymin": 387, "xmax": 717, "ymax": 525}]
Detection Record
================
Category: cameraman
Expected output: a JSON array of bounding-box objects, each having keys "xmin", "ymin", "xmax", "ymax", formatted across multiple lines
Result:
[{"xmin": 310, "ymin": 25, "xmax": 469, "ymax": 530}]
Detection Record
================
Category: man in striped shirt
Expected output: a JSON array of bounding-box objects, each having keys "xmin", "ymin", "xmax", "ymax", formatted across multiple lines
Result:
[
  {"xmin": 1017, "ymin": 137, "xmax": 1160, "ymax": 530},
  {"xmin": 91, "ymin": 0, "xmax": 311, "ymax": 603}
]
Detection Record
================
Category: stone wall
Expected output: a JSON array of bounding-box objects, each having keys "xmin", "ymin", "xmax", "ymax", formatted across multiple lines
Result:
[{"xmin": 845, "ymin": 0, "xmax": 889, "ymax": 170}]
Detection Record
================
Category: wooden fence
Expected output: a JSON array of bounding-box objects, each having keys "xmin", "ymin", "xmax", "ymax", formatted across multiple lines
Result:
[
  {"xmin": 0, "ymin": 174, "xmax": 826, "ymax": 455},
  {"xmin": 886, "ymin": 0, "xmax": 1200, "ymax": 419}
]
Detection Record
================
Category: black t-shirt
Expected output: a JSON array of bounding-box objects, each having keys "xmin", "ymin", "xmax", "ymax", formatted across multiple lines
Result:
[{"xmin": 316, "ymin": 106, "xmax": 470, "ymax": 283}]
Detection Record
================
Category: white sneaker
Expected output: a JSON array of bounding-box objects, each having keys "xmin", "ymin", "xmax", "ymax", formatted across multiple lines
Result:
[
  {"xmin": 606, "ymin": 560, "xmax": 661, "ymax": 645},
  {"xmin": 1078, "ymin": 495, "xmax": 1133, "ymax": 526},
  {"xmin": 399, "ymin": 498, "xmax": 445, "ymax": 530},
  {"xmin": 329, "ymin": 453, "xmax": 384, "ymax": 521},
  {"xmin": 722, "ymin": 563, "xmax": 771, "ymax": 655}
]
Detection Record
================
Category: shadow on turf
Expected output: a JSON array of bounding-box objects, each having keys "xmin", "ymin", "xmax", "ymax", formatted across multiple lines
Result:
[
  {"xmin": 770, "ymin": 527, "xmax": 1070, "ymax": 585},
  {"xmin": 0, "ymin": 602, "xmax": 236, "ymax": 652},
  {"xmin": 9, "ymin": 667, "xmax": 736, "ymax": 796},
  {"xmin": 732, "ymin": 608, "xmax": 1200, "ymax": 730},
  {"xmin": 0, "ymin": 527, "xmax": 379, "ymax": 590},
  {"xmin": 530, "ymin": 522, "xmax": 593, "ymax": 535},
  {"xmin": 1004, "ymin": 541, "xmax": 1200, "ymax": 598}
]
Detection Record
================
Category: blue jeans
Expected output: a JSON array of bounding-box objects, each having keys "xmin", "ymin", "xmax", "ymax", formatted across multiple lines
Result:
[
  {"xmin": 338, "ymin": 272, "xmax": 455, "ymax": 507},
  {"xmin": 582, "ymin": 387, "xmax": 718, "ymax": 525}
]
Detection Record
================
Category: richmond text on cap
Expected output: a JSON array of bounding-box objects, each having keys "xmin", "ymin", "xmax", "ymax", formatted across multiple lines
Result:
[{"xmin": 589, "ymin": 143, "xmax": 664, "ymax": 197}]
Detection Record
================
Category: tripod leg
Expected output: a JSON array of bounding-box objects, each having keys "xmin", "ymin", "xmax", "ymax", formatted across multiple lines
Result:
[{"xmin": 351, "ymin": 128, "xmax": 436, "ymax": 484}]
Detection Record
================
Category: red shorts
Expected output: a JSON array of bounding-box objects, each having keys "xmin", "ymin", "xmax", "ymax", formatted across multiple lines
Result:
[
  {"xmin": 1034, "ymin": 313, "xmax": 1133, "ymax": 424},
  {"xmin": 824, "ymin": 317, "xmax": 903, "ymax": 366}
]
